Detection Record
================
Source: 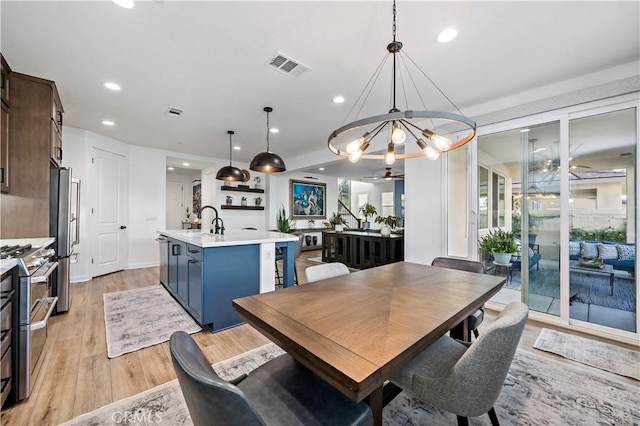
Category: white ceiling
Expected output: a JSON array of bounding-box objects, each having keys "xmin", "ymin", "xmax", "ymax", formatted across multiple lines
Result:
[{"xmin": 2, "ymin": 1, "xmax": 638, "ymax": 180}]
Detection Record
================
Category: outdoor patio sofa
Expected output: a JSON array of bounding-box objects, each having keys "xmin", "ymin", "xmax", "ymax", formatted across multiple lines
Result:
[{"xmin": 569, "ymin": 240, "xmax": 635, "ymax": 273}]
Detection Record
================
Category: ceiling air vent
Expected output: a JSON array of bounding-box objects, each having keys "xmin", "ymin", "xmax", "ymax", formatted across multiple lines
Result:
[
  {"xmin": 165, "ymin": 107, "xmax": 184, "ymax": 118},
  {"xmin": 266, "ymin": 52, "xmax": 311, "ymax": 79}
]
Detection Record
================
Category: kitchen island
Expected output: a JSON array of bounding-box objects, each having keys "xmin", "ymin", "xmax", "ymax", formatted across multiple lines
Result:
[{"xmin": 157, "ymin": 229, "xmax": 298, "ymax": 331}]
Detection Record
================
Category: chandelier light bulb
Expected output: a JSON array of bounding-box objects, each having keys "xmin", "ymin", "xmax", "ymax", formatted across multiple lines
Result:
[
  {"xmin": 385, "ymin": 143, "xmax": 396, "ymax": 165},
  {"xmin": 425, "ymin": 146, "xmax": 440, "ymax": 160},
  {"xmin": 346, "ymin": 139, "xmax": 361, "ymax": 153},
  {"xmin": 391, "ymin": 122, "xmax": 406, "ymax": 144},
  {"xmin": 349, "ymin": 150, "xmax": 362, "ymax": 163},
  {"xmin": 431, "ymin": 134, "xmax": 452, "ymax": 151}
]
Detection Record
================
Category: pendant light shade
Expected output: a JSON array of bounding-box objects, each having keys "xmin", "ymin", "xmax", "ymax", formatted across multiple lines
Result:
[
  {"xmin": 250, "ymin": 107, "xmax": 286, "ymax": 173},
  {"xmin": 216, "ymin": 130, "xmax": 245, "ymax": 181}
]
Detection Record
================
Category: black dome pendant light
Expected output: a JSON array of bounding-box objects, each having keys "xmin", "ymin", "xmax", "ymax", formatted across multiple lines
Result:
[
  {"xmin": 216, "ymin": 130, "xmax": 245, "ymax": 181},
  {"xmin": 250, "ymin": 106, "xmax": 286, "ymax": 173}
]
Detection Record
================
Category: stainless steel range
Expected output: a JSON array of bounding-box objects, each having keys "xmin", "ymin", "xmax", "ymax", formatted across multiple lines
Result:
[{"xmin": 1, "ymin": 242, "xmax": 58, "ymax": 400}]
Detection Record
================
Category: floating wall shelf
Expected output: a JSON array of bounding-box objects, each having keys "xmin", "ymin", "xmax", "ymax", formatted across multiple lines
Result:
[
  {"xmin": 221, "ymin": 185, "xmax": 264, "ymax": 194},
  {"xmin": 221, "ymin": 205, "xmax": 264, "ymax": 211}
]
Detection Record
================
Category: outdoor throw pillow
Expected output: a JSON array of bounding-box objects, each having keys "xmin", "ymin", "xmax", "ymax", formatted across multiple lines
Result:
[
  {"xmin": 580, "ymin": 241, "xmax": 599, "ymax": 258},
  {"xmin": 597, "ymin": 243, "xmax": 618, "ymax": 260},
  {"xmin": 569, "ymin": 241, "xmax": 580, "ymax": 256},
  {"xmin": 617, "ymin": 244, "xmax": 635, "ymax": 261}
]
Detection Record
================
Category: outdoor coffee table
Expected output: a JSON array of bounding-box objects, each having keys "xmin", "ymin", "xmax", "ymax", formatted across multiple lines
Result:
[{"xmin": 569, "ymin": 260, "xmax": 615, "ymax": 295}]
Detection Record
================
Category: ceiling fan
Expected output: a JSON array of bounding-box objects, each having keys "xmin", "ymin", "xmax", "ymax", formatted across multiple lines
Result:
[
  {"xmin": 530, "ymin": 140, "xmax": 591, "ymax": 181},
  {"xmin": 364, "ymin": 167, "xmax": 405, "ymax": 181}
]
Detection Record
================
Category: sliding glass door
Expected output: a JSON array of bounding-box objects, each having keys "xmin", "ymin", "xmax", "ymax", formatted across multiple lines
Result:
[
  {"xmin": 567, "ymin": 108, "xmax": 636, "ymax": 332},
  {"xmin": 474, "ymin": 105, "xmax": 637, "ymax": 335}
]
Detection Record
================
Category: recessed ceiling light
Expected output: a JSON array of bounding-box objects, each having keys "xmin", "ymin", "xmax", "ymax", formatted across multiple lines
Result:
[
  {"xmin": 332, "ymin": 96, "xmax": 345, "ymax": 104},
  {"xmin": 319, "ymin": 167, "xmax": 325, "ymax": 171},
  {"xmin": 102, "ymin": 120, "xmax": 115, "ymax": 126},
  {"xmin": 182, "ymin": 162, "xmax": 190, "ymax": 167},
  {"xmin": 112, "ymin": 0, "xmax": 134, "ymax": 8},
  {"xmin": 373, "ymin": 177, "xmax": 378, "ymax": 180},
  {"xmin": 233, "ymin": 146, "xmax": 241, "ymax": 151},
  {"xmin": 167, "ymin": 167, "xmax": 174, "ymax": 171},
  {"xmin": 270, "ymin": 128, "xmax": 279, "ymax": 133},
  {"xmin": 436, "ymin": 28, "xmax": 457, "ymax": 43},
  {"xmin": 103, "ymin": 81, "xmax": 121, "ymax": 91}
]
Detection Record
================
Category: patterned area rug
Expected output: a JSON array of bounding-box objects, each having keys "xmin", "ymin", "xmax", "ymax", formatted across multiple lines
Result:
[
  {"xmin": 534, "ymin": 328, "xmax": 640, "ymax": 380},
  {"xmin": 103, "ymin": 285, "xmax": 201, "ymax": 358},
  {"xmin": 61, "ymin": 343, "xmax": 639, "ymax": 425}
]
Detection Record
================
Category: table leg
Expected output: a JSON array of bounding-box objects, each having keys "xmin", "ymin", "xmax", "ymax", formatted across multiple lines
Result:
[
  {"xmin": 366, "ymin": 385, "xmax": 383, "ymax": 426},
  {"xmin": 610, "ymin": 273, "xmax": 614, "ymax": 296}
]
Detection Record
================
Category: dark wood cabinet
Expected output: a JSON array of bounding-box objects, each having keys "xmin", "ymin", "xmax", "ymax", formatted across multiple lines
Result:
[
  {"xmin": 322, "ymin": 230, "xmax": 404, "ymax": 269},
  {"xmin": 0, "ymin": 72, "xmax": 64, "ymax": 238},
  {"xmin": 1, "ymin": 54, "xmax": 11, "ymax": 194}
]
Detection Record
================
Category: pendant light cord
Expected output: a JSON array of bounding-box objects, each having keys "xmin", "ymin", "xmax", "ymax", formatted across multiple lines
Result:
[
  {"xmin": 228, "ymin": 132, "xmax": 233, "ymax": 165},
  {"xmin": 391, "ymin": 0, "xmax": 397, "ymax": 110},
  {"xmin": 265, "ymin": 109, "xmax": 271, "ymax": 152}
]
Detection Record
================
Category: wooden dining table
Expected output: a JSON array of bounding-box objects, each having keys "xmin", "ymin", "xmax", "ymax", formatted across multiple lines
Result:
[{"xmin": 233, "ymin": 261, "xmax": 506, "ymax": 425}]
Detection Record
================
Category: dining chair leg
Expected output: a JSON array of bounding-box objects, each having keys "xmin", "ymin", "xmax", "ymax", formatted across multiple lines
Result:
[
  {"xmin": 488, "ymin": 407, "xmax": 500, "ymax": 426},
  {"xmin": 456, "ymin": 415, "xmax": 469, "ymax": 426},
  {"xmin": 473, "ymin": 329, "xmax": 479, "ymax": 339},
  {"xmin": 274, "ymin": 259, "xmax": 281, "ymax": 286}
]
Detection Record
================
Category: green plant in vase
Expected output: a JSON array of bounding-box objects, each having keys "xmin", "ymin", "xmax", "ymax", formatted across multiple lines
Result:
[
  {"xmin": 276, "ymin": 204, "xmax": 294, "ymax": 232},
  {"xmin": 479, "ymin": 228, "xmax": 517, "ymax": 264},
  {"xmin": 359, "ymin": 203, "xmax": 377, "ymax": 229}
]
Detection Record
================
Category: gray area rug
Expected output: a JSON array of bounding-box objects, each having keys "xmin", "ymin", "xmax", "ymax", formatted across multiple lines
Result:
[
  {"xmin": 103, "ymin": 285, "xmax": 201, "ymax": 358},
  {"xmin": 61, "ymin": 343, "xmax": 639, "ymax": 425},
  {"xmin": 534, "ymin": 328, "xmax": 639, "ymax": 380}
]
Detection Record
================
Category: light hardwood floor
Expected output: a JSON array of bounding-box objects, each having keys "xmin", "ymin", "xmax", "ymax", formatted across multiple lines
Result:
[{"xmin": 1, "ymin": 250, "xmax": 636, "ymax": 425}]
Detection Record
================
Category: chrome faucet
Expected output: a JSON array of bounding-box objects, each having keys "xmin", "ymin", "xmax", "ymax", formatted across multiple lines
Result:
[{"xmin": 199, "ymin": 205, "xmax": 224, "ymax": 235}]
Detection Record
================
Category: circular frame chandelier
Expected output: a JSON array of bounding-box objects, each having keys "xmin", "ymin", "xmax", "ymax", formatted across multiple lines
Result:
[{"xmin": 327, "ymin": 1, "xmax": 476, "ymax": 165}]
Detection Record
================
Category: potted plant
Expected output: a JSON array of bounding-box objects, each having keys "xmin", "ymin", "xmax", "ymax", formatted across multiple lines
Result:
[
  {"xmin": 479, "ymin": 228, "xmax": 518, "ymax": 264},
  {"xmin": 241, "ymin": 196, "xmax": 247, "ymax": 206},
  {"xmin": 276, "ymin": 204, "xmax": 294, "ymax": 232},
  {"xmin": 327, "ymin": 212, "xmax": 347, "ymax": 231},
  {"xmin": 254, "ymin": 196, "xmax": 262, "ymax": 206},
  {"xmin": 359, "ymin": 203, "xmax": 377, "ymax": 230},
  {"xmin": 375, "ymin": 215, "xmax": 401, "ymax": 236},
  {"xmin": 225, "ymin": 195, "xmax": 233, "ymax": 205},
  {"xmin": 253, "ymin": 176, "xmax": 262, "ymax": 189}
]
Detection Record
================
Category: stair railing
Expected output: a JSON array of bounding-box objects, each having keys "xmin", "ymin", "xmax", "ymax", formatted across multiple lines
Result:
[{"xmin": 338, "ymin": 199, "xmax": 361, "ymax": 229}]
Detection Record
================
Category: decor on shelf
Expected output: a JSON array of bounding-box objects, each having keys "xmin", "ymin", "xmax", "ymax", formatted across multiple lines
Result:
[
  {"xmin": 254, "ymin": 196, "xmax": 262, "ymax": 206},
  {"xmin": 276, "ymin": 204, "xmax": 293, "ymax": 232},
  {"xmin": 250, "ymin": 106, "xmax": 286, "ymax": 173},
  {"xmin": 241, "ymin": 196, "xmax": 247, "ymax": 206},
  {"xmin": 375, "ymin": 215, "xmax": 401, "ymax": 236},
  {"xmin": 359, "ymin": 203, "xmax": 378, "ymax": 229},
  {"xmin": 479, "ymin": 228, "xmax": 518, "ymax": 264},
  {"xmin": 216, "ymin": 130, "xmax": 245, "ymax": 181},
  {"xmin": 253, "ymin": 176, "xmax": 262, "ymax": 189},
  {"xmin": 290, "ymin": 179, "xmax": 326, "ymax": 220},
  {"xmin": 305, "ymin": 235, "xmax": 312, "ymax": 246},
  {"xmin": 225, "ymin": 195, "xmax": 233, "ymax": 206},
  {"xmin": 327, "ymin": 0, "xmax": 476, "ymax": 167},
  {"xmin": 185, "ymin": 207, "xmax": 191, "ymax": 221}
]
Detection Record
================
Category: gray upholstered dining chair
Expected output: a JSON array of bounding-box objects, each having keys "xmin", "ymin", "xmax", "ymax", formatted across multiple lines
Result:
[
  {"xmin": 170, "ymin": 331, "xmax": 373, "ymax": 426},
  {"xmin": 305, "ymin": 262, "xmax": 350, "ymax": 283},
  {"xmin": 431, "ymin": 257, "xmax": 486, "ymax": 340},
  {"xmin": 390, "ymin": 301, "xmax": 528, "ymax": 426}
]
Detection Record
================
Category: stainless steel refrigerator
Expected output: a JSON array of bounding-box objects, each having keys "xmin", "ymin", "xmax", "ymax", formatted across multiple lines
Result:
[{"xmin": 49, "ymin": 167, "xmax": 73, "ymax": 313}]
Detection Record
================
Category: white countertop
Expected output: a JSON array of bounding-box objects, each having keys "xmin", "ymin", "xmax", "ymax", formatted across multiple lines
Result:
[
  {"xmin": 0, "ymin": 237, "xmax": 55, "ymax": 249},
  {"xmin": 158, "ymin": 229, "xmax": 298, "ymax": 248},
  {"xmin": 0, "ymin": 259, "xmax": 18, "ymax": 275},
  {"xmin": 0, "ymin": 237, "xmax": 55, "ymax": 275}
]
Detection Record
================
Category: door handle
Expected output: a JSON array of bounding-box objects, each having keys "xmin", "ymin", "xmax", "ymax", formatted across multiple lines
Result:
[{"xmin": 120, "ymin": 225, "xmax": 127, "ymax": 229}]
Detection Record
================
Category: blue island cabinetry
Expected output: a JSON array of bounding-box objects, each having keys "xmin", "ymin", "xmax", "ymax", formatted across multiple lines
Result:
[
  {"xmin": 159, "ymin": 229, "xmax": 297, "ymax": 332},
  {"xmin": 164, "ymin": 237, "xmax": 260, "ymax": 331}
]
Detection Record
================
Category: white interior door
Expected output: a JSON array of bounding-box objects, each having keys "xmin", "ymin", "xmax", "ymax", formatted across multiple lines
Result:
[
  {"xmin": 91, "ymin": 147, "xmax": 127, "ymax": 277},
  {"xmin": 166, "ymin": 180, "xmax": 183, "ymax": 229}
]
